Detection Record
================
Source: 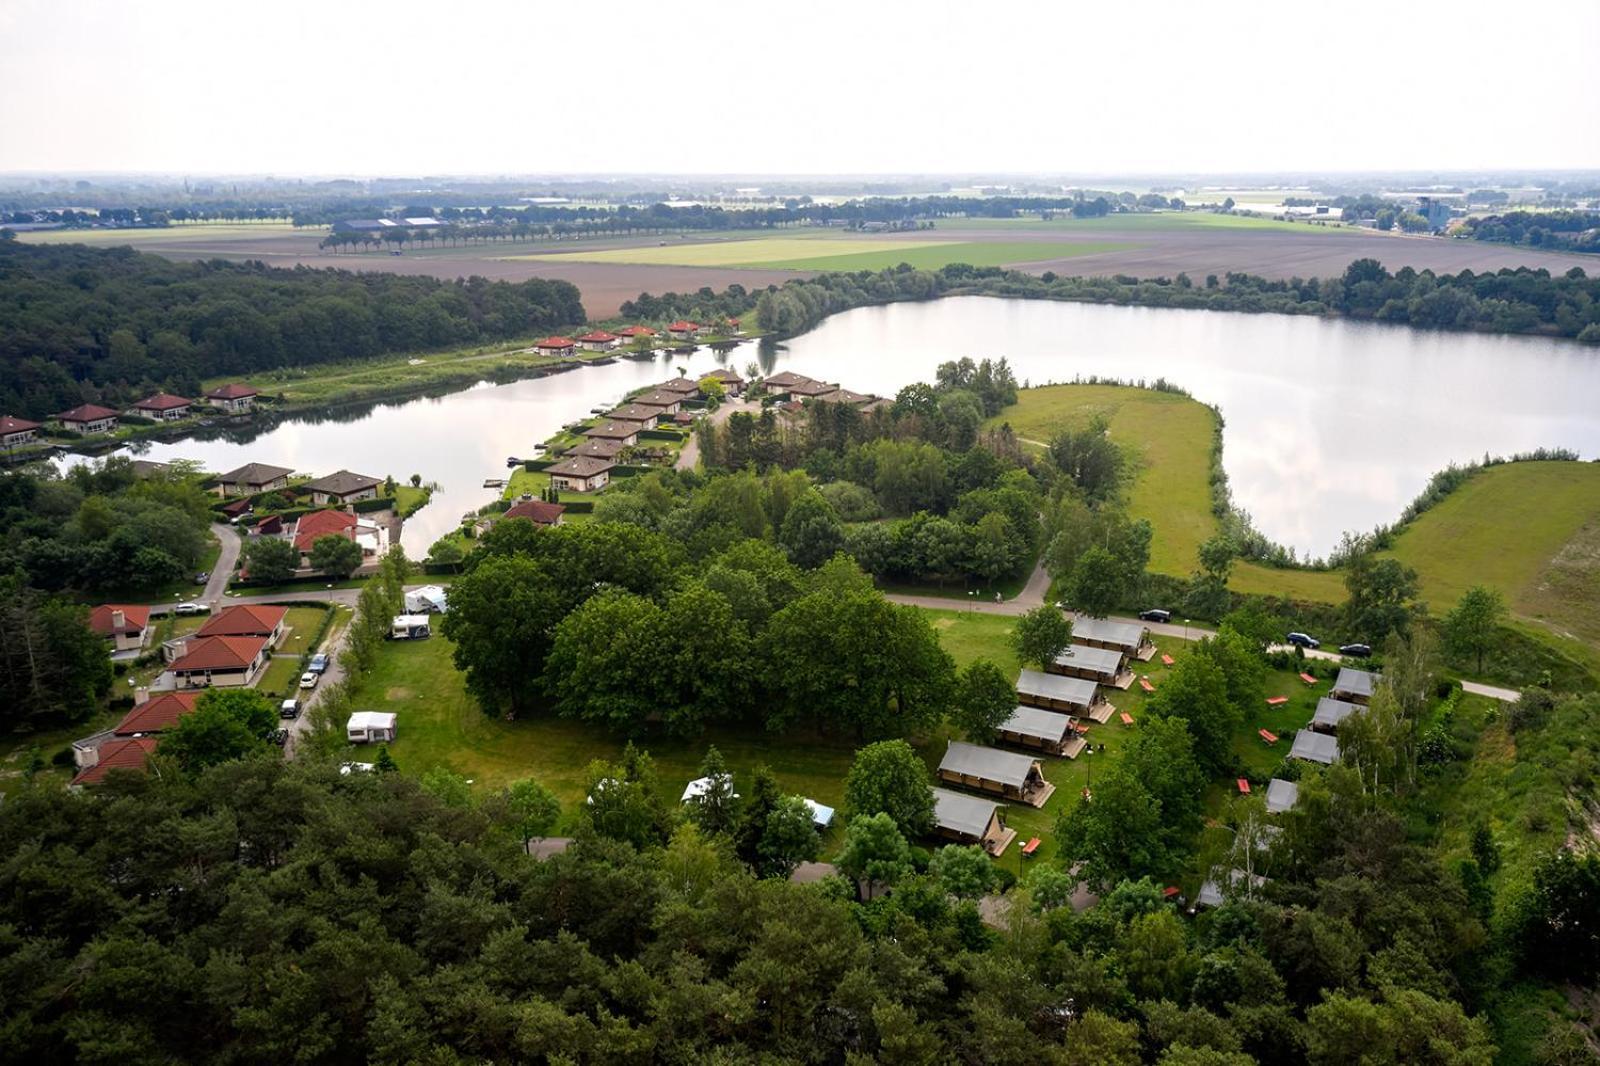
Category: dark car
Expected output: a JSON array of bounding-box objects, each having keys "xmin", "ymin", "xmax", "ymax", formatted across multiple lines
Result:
[
  {"xmin": 1286, "ymin": 631, "xmax": 1321, "ymax": 649},
  {"xmin": 268, "ymin": 729, "xmax": 289, "ymax": 746},
  {"xmin": 279, "ymin": 698, "xmax": 300, "ymax": 720},
  {"xmin": 193, "ymin": 571, "xmax": 210, "ymax": 584},
  {"xmin": 1138, "ymin": 609, "xmax": 1172, "ymax": 623},
  {"xmin": 1338, "ymin": 643, "xmax": 1372, "ymax": 658}
]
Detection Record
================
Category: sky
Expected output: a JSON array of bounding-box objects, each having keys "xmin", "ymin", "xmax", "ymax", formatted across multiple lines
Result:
[{"xmin": 3, "ymin": 0, "xmax": 1598, "ymax": 177}]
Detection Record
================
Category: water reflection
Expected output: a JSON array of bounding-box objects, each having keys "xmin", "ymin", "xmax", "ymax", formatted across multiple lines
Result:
[{"xmin": 78, "ymin": 298, "xmax": 1600, "ymax": 558}]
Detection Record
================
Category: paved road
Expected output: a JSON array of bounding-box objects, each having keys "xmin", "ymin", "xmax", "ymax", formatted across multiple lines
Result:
[
  {"xmin": 676, "ymin": 396, "xmax": 755, "ymax": 471},
  {"xmin": 202, "ymin": 523, "xmax": 242, "ymax": 603}
]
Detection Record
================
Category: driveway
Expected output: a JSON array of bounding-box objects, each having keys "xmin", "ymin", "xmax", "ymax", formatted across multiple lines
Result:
[
  {"xmin": 201, "ymin": 522, "xmax": 242, "ymax": 604},
  {"xmin": 676, "ymin": 396, "xmax": 756, "ymax": 471}
]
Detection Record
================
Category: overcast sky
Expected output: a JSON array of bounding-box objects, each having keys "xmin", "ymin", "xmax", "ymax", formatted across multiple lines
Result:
[{"xmin": 3, "ymin": 0, "xmax": 1597, "ymax": 177}]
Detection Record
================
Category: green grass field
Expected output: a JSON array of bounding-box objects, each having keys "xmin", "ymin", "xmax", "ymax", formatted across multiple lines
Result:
[
  {"xmin": 15, "ymin": 223, "xmax": 312, "ymax": 245},
  {"xmin": 512, "ymin": 236, "xmax": 1127, "ymax": 272},
  {"xmin": 984, "ymin": 384, "xmax": 1216, "ymax": 576}
]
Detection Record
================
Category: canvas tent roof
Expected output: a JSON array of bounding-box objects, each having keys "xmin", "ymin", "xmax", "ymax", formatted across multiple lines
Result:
[
  {"xmin": 347, "ymin": 711, "xmax": 396, "ymax": 731},
  {"xmin": 1070, "ymin": 616, "xmax": 1145, "ymax": 647},
  {"xmin": 1289, "ymin": 729, "xmax": 1340, "ymax": 764},
  {"xmin": 1333, "ymin": 667, "xmax": 1379, "ymax": 699},
  {"xmin": 1197, "ymin": 868, "xmax": 1269, "ymax": 908},
  {"xmin": 801, "ymin": 798, "xmax": 835, "ymax": 828},
  {"xmin": 939, "ymin": 741, "xmax": 1037, "ymax": 789},
  {"xmin": 680, "ymin": 774, "xmax": 734, "ymax": 802},
  {"xmin": 932, "ymin": 787, "xmax": 999, "ymax": 838},
  {"xmin": 1052, "ymin": 644, "xmax": 1125, "ymax": 675},
  {"xmin": 1312, "ymin": 696, "xmax": 1364, "ymax": 730},
  {"xmin": 1016, "ymin": 669, "xmax": 1098, "ymax": 706},
  {"xmin": 1265, "ymin": 778, "xmax": 1300, "ymax": 813},
  {"xmin": 1000, "ymin": 705, "xmax": 1073, "ymax": 743}
]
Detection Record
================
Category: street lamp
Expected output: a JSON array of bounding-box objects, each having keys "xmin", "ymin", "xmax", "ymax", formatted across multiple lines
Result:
[
  {"xmin": 1184, "ymin": 618, "xmax": 1191, "ymax": 642},
  {"xmin": 1082, "ymin": 743, "xmax": 1095, "ymax": 801},
  {"xmin": 968, "ymin": 589, "xmax": 976, "ymax": 612}
]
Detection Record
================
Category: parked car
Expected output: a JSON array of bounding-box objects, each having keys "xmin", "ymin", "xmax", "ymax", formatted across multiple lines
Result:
[
  {"xmin": 279, "ymin": 699, "xmax": 300, "ymax": 720},
  {"xmin": 1286, "ymin": 632, "xmax": 1321, "ymax": 649},
  {"xmin": 340, "ymin": 762, "xmax": 376, "ymax": 775},
  {"xmin": 268, "ymin": 728, "xmax": 289, "ymax": 746},
  {"xmin": 193, "ymin": 571, "xmax": 210, "ymax": 585},
  {"xmin": 174, "ymin": 601, "xmax": 209, "ymax": 615},
  {"xmin": 299, "ymin": 672, "xmax": 318, "ymax": 690},
  {"xmin": 309, "ymin": 653, "xmax": 330, "ymax": 674},
  {"xmin": 1138, "ymin": 608, "xmax": 1172, "ymax": 623},
  {"xmin": 1338, "ymin": 643, "xmax": 1373, "ymax": 658}
]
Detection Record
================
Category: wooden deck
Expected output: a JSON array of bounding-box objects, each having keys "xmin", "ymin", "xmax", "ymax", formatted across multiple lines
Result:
[
  {"xmin": 1111, "ymin": 669, "xmax": 1135, "ymax": 690},
  {"xmin": 986, "ymin": 826, "xmax": 1019, "ymax": 857},
  {"xmin": 1085, "ymin": 700, "xmax": 1115, "ymax": 724},
  {"xmin": 1022, "ymin": 781, "xmax": 1057, "ymax": 809},
  {"xmin": 1135, "ymin": 643, "xmax": 1157, "ymax": 662}
]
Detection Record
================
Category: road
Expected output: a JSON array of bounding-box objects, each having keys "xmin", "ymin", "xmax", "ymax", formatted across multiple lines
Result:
[
  {"xmin": 676, "ymin": 396, "xmax": 755, "ymax": 471},
  {"xmin": 202, "ymin": 523, "xmax": 242, "ymax": 603}
]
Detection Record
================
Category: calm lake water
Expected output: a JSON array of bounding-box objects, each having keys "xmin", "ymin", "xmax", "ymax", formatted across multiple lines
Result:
[{"xmin": 96, "ymin": 296, "xmax": 1600, "ymax": 558}]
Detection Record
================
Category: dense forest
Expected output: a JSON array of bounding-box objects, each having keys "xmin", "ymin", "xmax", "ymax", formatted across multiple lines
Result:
[
  {"xmin": 1461, "ymin": 211, "xmax": 1600, "ymax": 254},
  {"xmin": 0, "ymin": 241, "xmax": 584, "ymax": 418}
]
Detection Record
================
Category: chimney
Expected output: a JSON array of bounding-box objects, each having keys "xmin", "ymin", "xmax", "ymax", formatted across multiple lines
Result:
[
  {"xmin": 111, "ymin": 609, "xmax": 126, "ymax": 630},
  {"xmin": 134, "ymin": 686, "xmax": 149, "ymax": 706}
]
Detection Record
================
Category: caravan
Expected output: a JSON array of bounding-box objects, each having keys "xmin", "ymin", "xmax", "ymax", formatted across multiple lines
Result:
[{"xmin": 403, "ymin": 585, "xmax": 449, "ymax": 614}]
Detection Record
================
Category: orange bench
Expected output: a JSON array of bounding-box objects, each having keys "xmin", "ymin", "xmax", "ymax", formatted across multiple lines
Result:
[
  {"xmin": 1161, "ymin": 654, "xmax": 1175, "ymax": 666},
  {"xmin": 1299, "ymin": 672, "xmax": 1317, "ymax": 685},
  {"xmin": 1119, "ymin": 711, "xmax": 1134, "ymax": 725},
  {"xmin": 1259, "ymin": 729, "xmax": 1279, "ymax": 744},
  {"xmin": 1237, "ymin": 778, "xmax": 1251, "ymax": 794},
  {"xmin": 1139, "ymin": 678, "xmax": 1156, "ymax": 693},
  {"xmin": 1266, "ymin": 696, "xmax": 1289, "ymax": 706},
  {"xmin": 1021, "ymin": 837, "xmax": 1041, "ymax": 858}
]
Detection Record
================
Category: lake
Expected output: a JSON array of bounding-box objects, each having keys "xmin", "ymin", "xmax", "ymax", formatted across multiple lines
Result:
[{"xmin": 95, "ymin": 296, "xmax": 1600, "ymax": 558}]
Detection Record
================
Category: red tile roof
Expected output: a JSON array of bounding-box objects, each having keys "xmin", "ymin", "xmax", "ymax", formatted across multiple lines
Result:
[
  {"xmin": 616, "ymin": 325, "xmax": 657, "ymax": 337},
  {"xmin": 503, "ymin": 499, "xmax": 566, "ymax": 525},
  {"xmin": 88, "ymin": 604, "xmax": 151, "ymax": 637},
  {"xmin": 114, "ymin": 691, "xmax": 199, "ymax": 735},
  {"xmin": 205, "ymin": 383, "xmax": 258, "ymax": 400},
  {"xmin": 56, "ymin": 404, "xmax": 119, "ymax": 422},
  {"xmin": 294, "ymin": 508, "xmax": 357, "ymax": 551},
  {"xmin": 667, "ymin": 321, "xmax": 699, "ymax": 332},
  {"xmin": 71, "ymin": 736, "xmax": 159, "ymax": 786},
  {"xmin": 197, "ymin": 604, "xmax": 286, "ymax": 638},
  {"xmin": 576, "ymin": 330, "xmax": 618, "ymax": 342},
  {"xmin": 169, "ymin": 635, "xmax": 269, "ymax": 673},
  {"xmin": 0, "ymin": 415, "xmax": 42, "ymax": 434},
  {"xmin": 133, "ymin": 392, "xmax": 192, "ymax": 411},
  {"xmin": 534, "ymin": 336, "xmax": 575, "ymax": 349}
]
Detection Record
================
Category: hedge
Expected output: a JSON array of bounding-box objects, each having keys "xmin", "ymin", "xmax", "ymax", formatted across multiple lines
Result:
[
  {"xmin": 639, "ymin": 428, "xmax": 684, "ymax": 441},
  {"xmin": 353, "ymin": 496, "xmax": 397, "ymax": 514},
  {"xmin": 523, "ymin": 459, "xmax": 555, "ymax": 472}
]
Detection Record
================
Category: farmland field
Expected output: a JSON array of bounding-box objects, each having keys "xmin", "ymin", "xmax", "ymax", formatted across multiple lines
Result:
[
  {"xmin": 510, "ymin": 236, "xmax": 1129, "ymax": 271},
  {"xmin": 15, "ymin": 222, "xmax": 310, "ymax": 244}
]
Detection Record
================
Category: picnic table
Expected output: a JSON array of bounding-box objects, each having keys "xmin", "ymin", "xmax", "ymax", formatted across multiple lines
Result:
[
  {"xmin": 1237, "ymin": 778, "xmax": 1251, "ymax": 794},
  {"xmin": 1119, "ymin": 711, "xmax": 1134, "ymax": 725},
  {"xmin": 1160, "ymin": 654, "xmax": 1175, "ymax": 666},
  {"xmin": 1266, "ymin": 696, "xmax": 1289, "ymax": 706},
  {"xmin": 1259, "ymin": 728, "xmax": 1279, "ymax": 744},
  {"xmin": 1021, "ymin": 837, "xmax": 1041, "ymax": 858},
  {"xmin": 1139, "ymin": 678, "xmax": 1156, "ymax": 693},
  {"xmin": 1299, "ymin": 672, "xmax": 1318, "ymax": 685}
]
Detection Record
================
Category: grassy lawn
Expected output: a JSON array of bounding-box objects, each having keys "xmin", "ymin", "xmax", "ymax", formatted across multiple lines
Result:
[
  {"xmin": 391, "ymin": 484, "xmax": 433, "ymax": 517},
  {"xmin": 257, "ymin": 657, "xmax": 306, "ymax": 699},
  {"xmin": 985, "ymin": 384, "xmax": 1216, "ymax": 575},
  {"xmin": 277, "ymin": 606, "xmax": 333, "ymax": 656},
  {"xmin": 516, "ymin": 237, "xmax": 1129, "ymax": 272}
]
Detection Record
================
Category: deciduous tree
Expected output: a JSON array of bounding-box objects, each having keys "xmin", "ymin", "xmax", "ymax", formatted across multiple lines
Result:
[
  {"xmin": 1012, "ymin": 606, "xmax": 1073, "ymax": 671},
  {"xmin": 843, "ymin": 739, "xmax": 934, "ymax": 835}
]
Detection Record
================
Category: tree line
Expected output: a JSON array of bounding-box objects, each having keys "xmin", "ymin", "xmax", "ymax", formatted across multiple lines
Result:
[
  {"xmin": 0, "ymin": 241, "xmax": 584, "ymax": 418},
  {"xmin": 1461, "ymin": 210, "xmax": 1600, "ymax": 254}
]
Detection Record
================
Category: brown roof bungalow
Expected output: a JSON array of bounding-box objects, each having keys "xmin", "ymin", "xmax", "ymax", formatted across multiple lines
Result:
[
  {"xmin": 204, "ymin": 383, "xmax": 259, "ymax": 412},
  {"xmin": 168, "ymin": 634, "xmax": 272, "ymax": 688},
  {"xmin": 787, "ymin": 379, "xmax": 839, "ymax": 398},
  {"xmin": 565, "ymin": 438, "xmax": 627, "ymax": 460},
  {"xmin": 584, "ymin": 419, "xmax": 645, "ymax": 443},
  {"xmin": 197, "ymin": 604, "xmax": 287, "ymax": 643},
  {"xmin": 304, "ymin": 469, "xmax": 380, "ymax": 505},
  {"xmin": 215, "ymin": 462, "xmax": 293, "ymax": 497},
  {"xmin": 631, "ymin": 390, "xmax": 684, "ymax": 411},
  {"xmin": 534, "ymin": 336, "xmax": 577, "ymax": 357},
  {"xmin": 657, "ymin": 377, "xmax": 701, "ymax": 395},
  {"xmin": 503, "ymin": 498, "xmax": 566, "ymax": 526},
  {"xmin": 129, "ymin": 393, "xmax": 193, "ymax": 421},
  {"xmin": 608, "ymin": 404, "xmax": 662, "ymax": 426},
  {"xmin": 616, "ymin": 325, "xmax": 657, "ymax": 339},
  {"xmin": 0, "ymin": 415, "xmax": 43, "ymax": 445},
  {"xmin": 546, "ymin": 455, "xmax": 614, "ymax": 493},
  {"xmin": 114, "ymin": 691, "xmax": 200, "ymax": 736},
  {"xmin": 55, "ymin": 404, "xmax": 120, "ymax": 435},
  {"xmin": 814, "ymin": 388, "xmax": 876, "ymax": 406},
  {"xmin": 71, "ymin": 736, "xmax": 160, "ymax": 788},
  {"xmin": 761, "ymin": 371, "xmax": 814, "ymax": 391}
]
